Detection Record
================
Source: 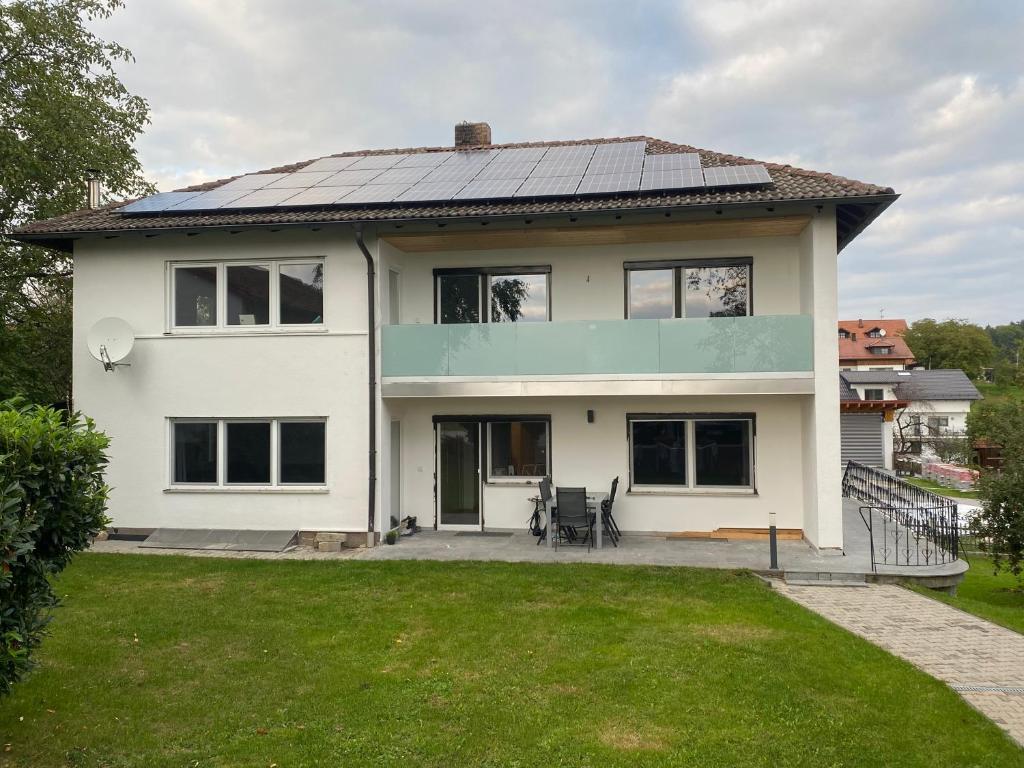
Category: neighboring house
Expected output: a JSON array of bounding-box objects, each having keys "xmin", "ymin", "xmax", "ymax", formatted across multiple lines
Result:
[
  {"xmin": 838, "ymin": 318, "xmax": 914, "ymax": 370},
  {"xmin": 13, "ymin": 122, "xmax": 897, "ymax": 551},
  {"xmin": 840, "ymin": 369, "xmax": 981, "ymax": 463},
  {"xmin": 839, "ymin": 373, "xmax": 905, "ymax": 470}
]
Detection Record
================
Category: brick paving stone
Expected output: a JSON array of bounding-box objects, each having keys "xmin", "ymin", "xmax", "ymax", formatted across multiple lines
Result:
[{"xmin": 775, "ymin": 582, "xmax": 1024, "ymax": 747}]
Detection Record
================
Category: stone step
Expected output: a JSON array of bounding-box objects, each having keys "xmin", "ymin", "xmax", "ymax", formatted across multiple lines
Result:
[{"xmin": 783, "ymin": 571, "xmax": 868, "ymax": 587}]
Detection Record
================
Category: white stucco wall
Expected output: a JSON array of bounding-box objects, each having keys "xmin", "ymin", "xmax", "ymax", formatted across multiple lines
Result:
[
  {"xmin": 798, "ymin": 210, "xmax": 842, "ymax": 549},
  {"xmin": 380, "ymin": 233, "xmax": 804, "ymax": 324},
  {"xmin": 386, "ymin": 394, "xmax": 808, "ymax": 534},
  {"xmin": 73, "ymin": 229, "xmax": 371, "ymax": 532}
]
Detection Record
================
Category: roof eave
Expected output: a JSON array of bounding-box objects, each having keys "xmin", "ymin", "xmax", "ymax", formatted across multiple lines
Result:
[{"xmin": 10, "ymin": 192, "xmax": 900, "ymax": 254}]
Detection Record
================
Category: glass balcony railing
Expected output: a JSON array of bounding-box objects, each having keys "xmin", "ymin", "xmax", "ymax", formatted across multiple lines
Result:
[{"xmin": 381, "ymin": 315, "xmax": 813, "ymax": 377}]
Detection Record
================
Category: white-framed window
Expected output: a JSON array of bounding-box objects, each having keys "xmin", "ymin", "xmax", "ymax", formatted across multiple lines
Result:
[
  {"xmin": 869, "ymin": 346, "xmax": 893, "ymax": 355},
  {"xmin": 624, "ymin": 258, "xmax": 752, "ymax": 319},
  {"xmin": 170, "ymin": 418, "xmax": 327, "ymax": 487},
  {"xmin": 487, "ymin": 419, "xmax": 550, "ymax": 480},
  {"xmin": 628, "ymin": 414, "xmax": 754, "ymax": 491},
  {"xmin": 170, "ymin": 259, "xmax": 324, "ymax": 330},
  {"xmin": 863, "ymin": 388, "xmax": 885, "ymax": 401}
]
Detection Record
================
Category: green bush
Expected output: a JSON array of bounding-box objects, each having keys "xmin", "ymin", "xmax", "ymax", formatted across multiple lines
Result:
[{"xmin": 0, "ymin": 400, "xmax": 109, "ymax": 695}]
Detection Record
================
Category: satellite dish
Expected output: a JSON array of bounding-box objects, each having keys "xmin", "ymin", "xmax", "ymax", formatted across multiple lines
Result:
[
  {"xmin": 87, "ymin": 317, "xmax": 134, "ymax": 372},
  {"xmin": 878, "ymin": 328, "xmax": 887, "ymax": 337}
]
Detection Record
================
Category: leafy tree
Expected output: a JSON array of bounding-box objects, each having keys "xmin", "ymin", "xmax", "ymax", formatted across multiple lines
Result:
[
  {"xmin": 0, "ymin": 0, "xmax": 152, "ymax": 405},
  {"xmin": 1, "ymin": 399, "xmax": 109, "ymax": 695},
  {"xmin": 986, "ymin": 320, "xmax": 1024, "ymax": 363},
  {"xmin": 967, "ymin": 399, "xmax": 1024, "ymax": 580},
  {"xmin": 902, "ymin": 318, "xmax": 996, "ymax": 378}
]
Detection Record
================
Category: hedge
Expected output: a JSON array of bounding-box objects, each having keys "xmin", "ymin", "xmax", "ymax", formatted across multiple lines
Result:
[{"xmin": 0, "ymin": 400, "xmax": 109, "ymax": 695}]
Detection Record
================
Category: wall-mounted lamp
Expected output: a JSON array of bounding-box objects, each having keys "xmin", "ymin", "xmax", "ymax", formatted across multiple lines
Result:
[{"xmin": 586, "ymin": 409, "xmax": 595, "ymax": 424}]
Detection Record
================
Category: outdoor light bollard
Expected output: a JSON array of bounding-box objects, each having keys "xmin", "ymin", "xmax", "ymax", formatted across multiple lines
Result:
[{"xmin": 768, "ymin": 511, "xmax": 779, "ymax": 570}]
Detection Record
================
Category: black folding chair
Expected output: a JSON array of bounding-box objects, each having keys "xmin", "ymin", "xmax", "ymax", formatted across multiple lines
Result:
[
  {"xmin": 554, "ymin": 487, "xmax": 593, "ymax": 551},
  {"xmin": 601, "ymin": 476, "xmax": 621, "ymax": 547},
  {"xmin": 528, "ymin": 477, "xmax": 553, "ymax": 545}
]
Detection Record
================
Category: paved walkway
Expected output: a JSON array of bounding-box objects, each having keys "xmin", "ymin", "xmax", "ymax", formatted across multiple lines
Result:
[{"xmin": 774, "ymin": 582, "xmax": 1024, "ymax": 747}]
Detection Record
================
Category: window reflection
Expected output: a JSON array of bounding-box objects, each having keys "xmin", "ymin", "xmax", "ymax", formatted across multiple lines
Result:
[
  {"xmin": 628, "ymin": 269, "xmax": 674, "ymax": 319},
  {"xmin": 490, "ymin": 274, "xmax": 548, "ymax": 322},
  {"xmin": 684, "ymin": 266, "xmax": 749, "ymax": 317}
]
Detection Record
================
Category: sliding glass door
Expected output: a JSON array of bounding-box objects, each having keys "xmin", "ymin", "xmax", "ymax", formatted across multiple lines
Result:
[{"xmin": 437, "ymin": 421, "xmax": 481, "ymax": 530}]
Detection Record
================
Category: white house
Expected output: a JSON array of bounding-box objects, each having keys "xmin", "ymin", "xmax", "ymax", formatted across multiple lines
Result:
[
  {"xmin": 14, "ymin": 123, "xmax": 897, "ymax": 551},
  {"xmin": 839, "ymin": 369, "xmax": 981, "ymax": 464}
]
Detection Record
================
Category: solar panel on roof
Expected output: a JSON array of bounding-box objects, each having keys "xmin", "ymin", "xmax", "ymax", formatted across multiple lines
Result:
[
  {"xmin": 263, "ymin": 171, "xmax": 336, "ymax": 189},
  {"xmin": 703, "ymin": 164, "xmax": 772, "ymax": 187},
  {"xmin": 346, "ymin": 154, "xmax": 409, "ymax": 170},
  {"xmin": 340, "ymin": 183, "xmax": 413, "ymax": 204},
  {"xmin": 316, "ymin": 168, "xmax": 385, "ymax": 186},
  {"xmin": 475, "ymin": 161, "xmax": 537, "ymax": 180},
  {"xmin": 586, "ymin": 156, "xmax": 644, "ymax": 174},
  {"xmin": 280, "ymin": 186, "xmax": 359, "ymax": 206},
  {"xmin": 394, "ymin": 152, "xmax": 453, "ymax": 168},
  {"xmin": 421, "ymin": 162, "xmax": 491, "ymax": 183},
  {"xmin": 166, "ymin": 189, "xmax": 249, "ymax": 210},
  {"xmin": 371, "ymin": 166, "xmax": 433, "ymax": 185},
  {"xmin": 300, "ymin": 156, "xmax": 361, "ymax": 173},
  {"xmin": 542, "ymin": 145, "xmax": 596, "ymax": 160},
  {"xmin": 514, "ymin": 175, "xmax": 583, "ymax": 197},
  {"xmin": 215, "ymin": 173, "xmax": 292, "ymax": 191},
  {"xmin": 489, "ymin": 146, "xmax": 548, "ymax": 163},
  {"xmin": 446, "ymin": 149, "xmax": 501, "ymax": 163},
  {"xmin": 119, "ymin": 191, "xmax": 203, "ymax": 213},
  {"xmin": 639, "ymin": 168, "xmax": 705, "ymax": 192},
  {"xmin": 576, "ymin": 172, "xmax": 641, "ymax": 195},
  {"xmin": 530, "ymin": 158, "xmax": 592, "ymax": 178},
  {"xmin": 453, "ymin": 178, "xmax": 525, "ymax": 200},
  {"xmin": 228, "ymin": 187, "xmax": 309, "ymax": 208},
  {"xmin": 591, "ymin": 141, "xmax": 646, "ymax": 160},
  {"xmin": 643, "ymin": 153, "xmax": 701, "ymax": 171},
  {"xmin": 394, "ymin": 181, "xmax": 469, "ymax": 202}
]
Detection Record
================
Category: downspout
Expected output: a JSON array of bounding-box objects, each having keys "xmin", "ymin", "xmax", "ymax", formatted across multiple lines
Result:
[{"xmin": 354, "ymin": 224, "xmax": 377, "ymax": 546}]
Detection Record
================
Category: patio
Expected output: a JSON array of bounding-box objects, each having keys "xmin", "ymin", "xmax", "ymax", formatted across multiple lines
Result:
[
  {"xmin": 90, "ymin": 499, "xmax": 968, "ymax": 585},
  {"xmin": 356, "ymin": 498, "xmax": 967, "ymax": 583}
]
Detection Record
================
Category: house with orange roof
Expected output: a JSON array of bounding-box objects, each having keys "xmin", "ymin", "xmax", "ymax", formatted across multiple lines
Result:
[{"xmin": 838, "ymin": 319, "xmax": 915, "ymax": 370}]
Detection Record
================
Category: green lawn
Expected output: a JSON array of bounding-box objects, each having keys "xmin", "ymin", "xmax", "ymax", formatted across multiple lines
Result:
[
  {"xmin": 913, "ymin": 556, "xmax": 1024, "ymax": 635},
  {"xmin": 904, "ymin": 476, "xmax": 981, "ymax": 500},
  {"xmin": 1, "ymin": 555, "xmax": 1021, "ymax": 767}
]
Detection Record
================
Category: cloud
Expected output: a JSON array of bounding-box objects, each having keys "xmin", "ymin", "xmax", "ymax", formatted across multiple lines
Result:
[{"xmin": 89, "ymin": 0, "xmax": 1024, "ymax": 325}]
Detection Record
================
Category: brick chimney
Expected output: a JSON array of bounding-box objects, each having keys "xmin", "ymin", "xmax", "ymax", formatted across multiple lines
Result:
[{"xmin": 454, "ymin": 121, "xmax": 491, "ymax": 147}]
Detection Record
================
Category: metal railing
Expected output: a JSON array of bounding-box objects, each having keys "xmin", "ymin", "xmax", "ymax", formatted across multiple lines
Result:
[{"xmin": 842, "ymin": 461, "xmax": 962, "ymax": 571}]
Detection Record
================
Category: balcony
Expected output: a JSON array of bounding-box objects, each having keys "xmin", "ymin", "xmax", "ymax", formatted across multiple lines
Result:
[{"xmin": 381, "ymin": 315, "xmax": 813, "ymax": 378}]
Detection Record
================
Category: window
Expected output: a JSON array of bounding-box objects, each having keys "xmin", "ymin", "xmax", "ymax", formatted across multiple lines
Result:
[
  {"xmin": 280, "ymin": 421, "xmax": 326, "ymax": 484},
  {"xmin": 435, "ymin": 268, "xmax": 550, "ymax": 324},
  {"xmin": 171, "ymin": 259, "xmax": 324, "ymax": 329},
  {"xmin": 174, "ymin": 266, "xmax": 217, "ymax": 326},
  {"xmin": 488, "ymin": 420, "xmax": 549, "ymax": 478},
  {"xmin": 631, "ymin": 420, "xmax": 686, "ymax": 485},
  {"xmin": 694, "ymin": 420, "xmax": 751, "ymax": 487},
  {"xmin": 869, "ymin": 346, "xmax": 893, "ymax": 355},
  {"xmin": 169, "ymin": 418, "xmax": 326, "ymax": 487},
  {"xmin": 867, "ymin": 329, "xmax": 883, "ymax": 338},
  {"xmin": 280, "ymin": 263, "xmax": 324, "ymax": 324},
  {"xmin": 863, "ymin": 388, "xmax": 884, "ymax": 401},
  {"xmin": 629, "ymin": 414, "xmax": 754, "ymax": 490},
  {"xmin": 227, "ymin": 265, "xmax": 270, "ymax": 325},
  {"xmin": 226, "ymin": 421, "xmax": 271, "ymax": 484},
  {"xmin": 838, "ymin": 329, "xmax": 850, "ymax": 339},
  {"xmin": 173, "ymin": 422, "xmax": 218, "ymax": 483},
  {"xmin": 625, "ymin": 259, "xmax": 751, "ymax": 318}
]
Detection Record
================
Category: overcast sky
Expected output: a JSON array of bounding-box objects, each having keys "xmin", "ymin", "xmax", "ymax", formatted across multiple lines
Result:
[{"xmin": 91, "ymin": 0, "xmax": 1023, "ymax": 325}]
